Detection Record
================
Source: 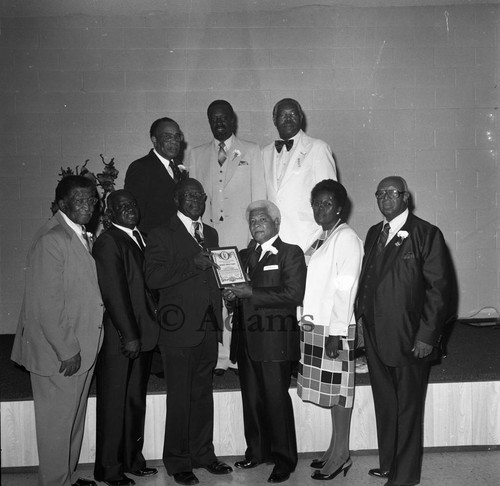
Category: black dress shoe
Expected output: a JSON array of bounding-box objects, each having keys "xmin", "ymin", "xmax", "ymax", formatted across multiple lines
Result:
[
  {"xmin": 268, "ymin": 471, "xmax": 290, "ymax": 483},
  {"xmin": 204, "ymin": 460, "xmax": 233, "ymax": 474},
  {"xmin": 368, "ymin": 468, "xmax": 390, "ymax": 478},
  {"xmin": 235, "ymin": 459, "xmax": 259, "ymax": 469},
  {"xmin": 103, "ymin": 477, "xmax": 135, "ymax": 486},
  {"xmin": 213, "ymin": 368, "xmax": 225, "ymax": 376},
  {"xmin": 310, "ymin": 459, "xmax": 325, "ymax": 469},
  {"xmin": 129, "ymin": 467, "xmax": 158, "ymax": 477},
  {"xmin": 172, "ymin": 472, "xmax": 199, "ymax": 486},
  {"xmin": 72, "ymin": 479, "xmax": 96, "ymax": 486},
  {"xmin": 102, "ymin": 474, "xmax": 135, "ymax": 486}
]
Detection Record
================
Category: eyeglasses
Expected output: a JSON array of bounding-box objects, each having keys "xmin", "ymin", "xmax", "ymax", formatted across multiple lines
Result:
[
  {"xmin": 182, "ymin": 192, "xmax": 207, "ymax": 202},
  {"xmin": 73, "ymin": 197, "xmax": 98, "ymax": 207},
  {"xmin": 375, "ymin": 190, "xmax": 406, "ymax": 200},
  {"xmin": 311, "ymin": 200, "xmax": 335, "ymax": 210},
  {"xmin": 158, "ymin": 133, "xmax": 183, "ymax": 143}
]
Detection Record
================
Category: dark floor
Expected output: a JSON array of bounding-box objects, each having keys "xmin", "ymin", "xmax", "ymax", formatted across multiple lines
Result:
[
  {"xmin": 2, "ymin": 322, "xmax": 500, "ymax": 401},
  {"xmin": 2, "ymin": 451, "xmax": 499, "ymax": 486}
]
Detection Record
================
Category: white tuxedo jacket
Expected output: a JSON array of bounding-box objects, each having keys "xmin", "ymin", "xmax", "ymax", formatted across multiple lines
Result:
[
  {"xmin": 262, "ymin": 130, "xmax": 337, "ymax": 250},
  {"xmin": 187, "ymin": 136, "xmax": 266, "ymax": 249}
]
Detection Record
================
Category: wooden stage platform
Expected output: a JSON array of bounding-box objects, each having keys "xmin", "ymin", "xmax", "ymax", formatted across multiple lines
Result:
[{"xmin": 2, "ymin": 323, "xmax": 500, "ymax": 468}]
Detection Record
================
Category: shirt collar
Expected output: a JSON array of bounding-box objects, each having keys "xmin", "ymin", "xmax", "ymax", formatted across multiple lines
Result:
[
  {"xmin": 112, "ymin": 222, "xmax": 138, "ymax": 238},
  {"xmin": 257, "ymin": 234, "xmax": 279, "ymax": 258},
  {"xmin": 384, "ymin": 209, "xmax": 409, "ymax": 238},
  {"xmin": 59, "ymin": 210, "xmax": 85, "ymax": 237},
  {"xmin": 213, "ymin": 134, "xmax": 233, "ymax": 152},
  {"xmin": 177, "ymin": 210, "xmax": 203, "ymax": 235}
]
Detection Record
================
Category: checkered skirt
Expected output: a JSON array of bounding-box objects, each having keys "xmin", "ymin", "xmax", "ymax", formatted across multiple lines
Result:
[{"xmin": 297, "ymin": 323, "xmax": 356, "ymax": 408}]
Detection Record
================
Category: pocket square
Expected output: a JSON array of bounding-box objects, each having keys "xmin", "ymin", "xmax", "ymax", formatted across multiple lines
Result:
[
  {"xmin": 263, "ymin": 264, "xmax": 279, "ymax": 271},
  {"xmin": 403, "ymin": 252, "xmax": 415, "ymax": 260},
  {"xmin": 238, "ymin": 160, "xmax": 248, "ymax": 166}
]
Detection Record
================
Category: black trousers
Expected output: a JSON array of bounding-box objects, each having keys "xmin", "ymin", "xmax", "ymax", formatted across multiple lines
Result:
[
  {"xmin": 364, "ymin": 325, "xmax": 429, "ymax": 486},
  {"xmin": 237, "ymin": 339, "xmax": 298, "ymax": 474},
  {"xmin": 159, "ymin": 326, "xmax": 218, "ymax": 475},
  {"xmin": 94, "ymin": 349, "xmax": 153, "ymax": 481}
]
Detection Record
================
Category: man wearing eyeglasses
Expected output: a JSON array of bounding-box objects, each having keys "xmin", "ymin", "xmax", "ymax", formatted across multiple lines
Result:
[
  {"xmin": 11, "ymin": 175, "xmax": 104, "ymax": 486},
  {"xmin": 355, "ymin": 176, "xmax": 454, "ymax": 486},
  {"xmin": 145, "ymin": 178, "xmax": 233, "ymax": 486},
  {"xmin": 125, "ymin": 117, "xmax": 188, "ymax": 233}
]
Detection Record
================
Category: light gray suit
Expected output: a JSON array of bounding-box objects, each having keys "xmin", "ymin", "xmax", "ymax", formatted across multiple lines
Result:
[
  {"xmin": 12, "ymin": 210, "xmax": 104, "ymax": 486},
  {"xmin": 187, "ymin": 136, "xmax": 266, "ymax": 250},
  {"xmin": 187, "ymin": 136, "xmax": 267, "ymax": 370}
]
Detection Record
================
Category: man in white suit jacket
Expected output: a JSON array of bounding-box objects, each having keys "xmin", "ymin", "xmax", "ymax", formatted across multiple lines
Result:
[
  {"xmin": 187, "ymin": 100, "xmax": 267, "ymax": 373},
  {"xmin": 263, "ymin": 98, "xmax": 337, "ymax": 250}
]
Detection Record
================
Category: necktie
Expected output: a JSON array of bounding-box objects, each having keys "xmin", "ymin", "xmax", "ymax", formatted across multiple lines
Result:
[
  {"xmin": 193, "ymin": 222, "xmax": 205, "ymax": 247},
  {"xmin": 218, "ymin": 142, "xmax": 227, "ymax": 166},
  {"xmin": 132, "ymin": 230, "xmax": 145, "ymax": 251},
  {"xmin": 81, "ymin": 226, "xmax": 91, "ymax": 252},
  {"xmin": 169, "ymin": 159, "xmax": 182, "ymax": 183},
  {"xmin": 376, "ymin": 223, "xmax": 390, "ymax": 254},
  {"xmin": 275, "ymin": 139, "xmax": 294, "ymax": 153},
  {"xmin": 247, "ymin": 245, "xmax": 262, "ymax": 276}
]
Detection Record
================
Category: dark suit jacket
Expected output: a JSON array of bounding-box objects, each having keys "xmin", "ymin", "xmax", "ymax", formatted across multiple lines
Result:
[
  {"xmin": 355, "ymin": 213, "xmax": 454, "ymax": 367},
  {"xmin": 230, "ymin": 237, "xmax": 307, "ymax": 362},
  {"xmin": 124, "ymin": 150, "xmax": 186, "ymax": 233},
  {"xmin": 145, "ymin": 215, "xmax": 222, "ymax": 348},
  {"xmin": 92, "ymin": 225, "xmax": 159, "ymax": 355}
]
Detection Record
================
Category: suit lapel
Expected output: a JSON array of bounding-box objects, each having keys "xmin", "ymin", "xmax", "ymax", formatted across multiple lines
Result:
[
  {"xmin": 55, "ymin": 211, "xmax": 98, "ymax": 278},
  {"xmin": 279, "ymin": 132, "xmax": 310, "ymax": 189},
  {"xmin": 359, "ymin": 222, "xmax": 382, "ymax": 284},
  {"xmin": 253, "ymin": 237, "xmax": 281, "ymax": 275},
  {"xmin": 378, "ymin": 216, "xmax": 414, "ymax": 281},
  {"xmin": 150, "ymin": 150, "xmax": 176, "ymax": 184},
  {"xmin": 224, "ymin": 137, "xmax": 241, "ymax": 187},
  {"xmin": 263, "ymin": 144, "xmax": 278, "ymax": 194}
]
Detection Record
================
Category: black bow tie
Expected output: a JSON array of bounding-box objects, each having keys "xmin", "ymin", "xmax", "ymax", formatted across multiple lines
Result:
[{"xmin": 275, "ymin": 139, "xmax": 294, "ymax": 153}]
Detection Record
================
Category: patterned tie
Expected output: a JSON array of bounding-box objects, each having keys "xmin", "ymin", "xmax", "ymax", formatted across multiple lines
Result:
[
  {"xmin": 376, "ymin": 223, "xmax": 390, "ymax": 254},
  {"xmin": 169, "ymin": 159, "xmax": 182, "ymax": 183},
  {"xmin": 275, "ymin": 139, "xmax": 294, "ymax": 153},
  {"xmin": 192, "ymin": 222, "xmax": 205, "ymax": 248},
  {"xmin": 246, "ymin": 245, "xmax": 262, "ymax": 276},
  {"xmin": 218, "ymin": 142, "xmax": 227, "ymax": 166},
  {"xmin": 132, "ymin": 230, "xmax": 145, "ymax": 251}
]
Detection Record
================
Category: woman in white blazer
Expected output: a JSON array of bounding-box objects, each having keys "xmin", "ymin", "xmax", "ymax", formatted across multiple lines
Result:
[{"xmin": 297, "ymin": 179, "xmax": 363, "ymax": 481}]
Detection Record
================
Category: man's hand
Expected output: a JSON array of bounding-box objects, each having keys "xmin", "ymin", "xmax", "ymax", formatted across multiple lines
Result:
[
  {"xmin": 325, "ymin": 335, "xmax": 341, "ymax": 359},
  {"xmin": 121, "ymin": 339, "xmax": 141, "ymax": 359},
  {"xmin": 222, "ymin": 288, "xmax": 237, "ymax": 302},
  {"xmin": 229, "ymin": 283, "xmax": 253, "ymax": 299},
  {"xmin": 193, "ymin": 250, "xmax": 220, "ymax": 271},
  {"xmin": 412, "ymin": 339, "xmax": 433, "ymax": 358},
  {"xmin": 59, "ymin": 352, "xmax": 81, "ymax": 377}
]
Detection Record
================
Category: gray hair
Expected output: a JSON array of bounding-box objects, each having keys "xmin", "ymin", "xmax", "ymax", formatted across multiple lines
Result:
[{"xmin": 246, "ymin": 200, "xmax": 281, "ymax": 223}]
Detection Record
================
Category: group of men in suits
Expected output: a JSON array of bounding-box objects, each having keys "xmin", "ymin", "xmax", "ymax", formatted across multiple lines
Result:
[{"xmin": 11, "ymin": 93, "xmax": 454, "ymax": 486}]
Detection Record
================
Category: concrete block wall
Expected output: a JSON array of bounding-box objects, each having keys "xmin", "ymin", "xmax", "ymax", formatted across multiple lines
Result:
[{"xmin": 1, "ymin": 1, "xmax": 499, "ymax": 333}]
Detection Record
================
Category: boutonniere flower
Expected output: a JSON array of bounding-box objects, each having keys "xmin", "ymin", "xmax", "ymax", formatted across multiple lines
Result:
[
  {"xmin": 177, "ymin": 164, "xmax": 187, "ymax": 172},
  {"xmin": 395, "ymin": 230, "xmax": 409, "ymax": 246},
  {"xmin": 268, "ymin": 246, "xmax": 278, "ymax": 255},
  {"xmin": 231, "ymin": 149, "xmax": 242, "ymax": 161},
  {"xmin": 296, "ymin": 151, "xmax": 306, "ymax": 168}
]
